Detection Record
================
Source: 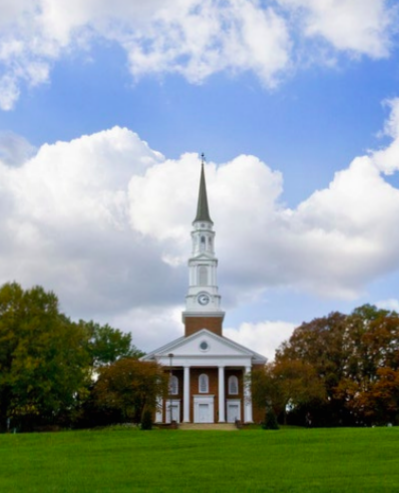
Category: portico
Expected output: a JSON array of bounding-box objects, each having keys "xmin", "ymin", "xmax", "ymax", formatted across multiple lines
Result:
[{"xmin": 145, "ymin": 328, "xmax": 265, "ymax": 424}]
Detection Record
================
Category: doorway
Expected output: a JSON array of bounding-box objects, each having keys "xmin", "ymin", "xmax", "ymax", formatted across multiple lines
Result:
[
  {"xmin": 227, "ymin": 400, "xmax": 241, "ymax": 423},
  {"xmin": 194, "ymin": 396, "xmax": 214, "ymax": 423}
]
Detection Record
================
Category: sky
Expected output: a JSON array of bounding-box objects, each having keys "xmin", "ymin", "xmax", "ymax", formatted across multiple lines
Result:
[{"xmin": 1, "ymin": 0, "xmax": 399, "ymax": 360}]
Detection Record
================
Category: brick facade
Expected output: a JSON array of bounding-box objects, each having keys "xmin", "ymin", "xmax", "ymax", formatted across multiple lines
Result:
[
  {"xmin": 184, "ymin": 316, "xmax": 223, "ymax": 337},
  {"xmin": 162, "ymin": 366, "xmax": 251, "ymax": 423}
]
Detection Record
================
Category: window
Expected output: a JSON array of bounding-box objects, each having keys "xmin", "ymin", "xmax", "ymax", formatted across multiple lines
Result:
[
  {"xmin": 200, "ymin": 236, "xmax": 206, "ymax": 251},
  {"xmin": 228, "ymin": 376, "xmax": 239, "ymax": 395},
  {"xmin": 199, "ymin": 341, "xmax": 209, "ymax": 351},
  {"xmin": 169, "ymin": 375, "xmax": 178, "ymax": 395},
  {"xmin": 199, "ymin": 373, "xmax": 209, "ymax": 393},
  {"xmin": 199, "ymin": 265, "xmax": 208, "ymax": 286}
]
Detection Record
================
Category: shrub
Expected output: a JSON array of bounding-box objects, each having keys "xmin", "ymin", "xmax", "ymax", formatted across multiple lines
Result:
[
  {"xmin": 141, "ymin": 410, "xmax": 153, "ymax": 430},
  {"xmin": 262, "ymin": 409, "xmax": 279, "ymax": 430}
]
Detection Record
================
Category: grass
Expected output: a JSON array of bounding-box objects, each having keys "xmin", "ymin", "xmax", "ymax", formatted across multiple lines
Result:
[{"xmin": 0, "ymin": 427, "xmax": 398, "ymax": 492}]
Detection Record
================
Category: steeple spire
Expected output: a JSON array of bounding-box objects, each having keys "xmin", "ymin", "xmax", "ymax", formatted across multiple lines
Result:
[{"xmin": 193, "ymin": 153, "xmax": 213, "ymax": 224}]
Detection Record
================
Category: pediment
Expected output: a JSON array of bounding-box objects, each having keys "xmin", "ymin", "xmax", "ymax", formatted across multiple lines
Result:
[{"xmin": 143, "ymin": 329, "xmax": 266, "ymax": 362}]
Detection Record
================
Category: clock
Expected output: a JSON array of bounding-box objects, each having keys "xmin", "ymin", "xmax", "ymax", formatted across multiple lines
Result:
[{"xmin": 198, "ymin": 293, "xmax": 210, "ymax": 306}]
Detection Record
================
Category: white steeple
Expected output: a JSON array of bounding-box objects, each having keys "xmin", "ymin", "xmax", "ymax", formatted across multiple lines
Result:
[{"xmin": 182, "ymin": 156, "xmax": 224, "ymax": 324}]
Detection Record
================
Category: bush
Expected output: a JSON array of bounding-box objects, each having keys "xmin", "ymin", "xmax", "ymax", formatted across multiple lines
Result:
[
  {"xmin": 140, "ymin": 410, "xmax": 153, "ymax": 430},
  {"xmin": 262, "ymin": 409, "xmax": 279, "ymax": 430}
]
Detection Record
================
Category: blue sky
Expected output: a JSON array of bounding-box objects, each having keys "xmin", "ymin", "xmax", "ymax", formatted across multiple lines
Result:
[{"xmin": 1, "ymin": 0, "xmax": 399, "ymax": 359}]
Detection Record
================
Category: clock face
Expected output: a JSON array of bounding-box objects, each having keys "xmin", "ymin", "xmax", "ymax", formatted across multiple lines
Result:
[{"xmin": 198, "ymin": 293, "xmax": 210, "ymax": 306}]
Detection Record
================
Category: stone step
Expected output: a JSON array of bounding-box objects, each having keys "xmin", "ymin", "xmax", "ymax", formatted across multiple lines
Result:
[{"xmin": 178, "ymin": 423, "xmax": 237, "ymax": 431}]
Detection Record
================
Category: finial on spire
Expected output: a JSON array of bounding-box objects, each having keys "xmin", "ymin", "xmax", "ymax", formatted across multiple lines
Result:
[{"xmin": 193, "ymin": 152, "xmax": 213, "ymax": 224}]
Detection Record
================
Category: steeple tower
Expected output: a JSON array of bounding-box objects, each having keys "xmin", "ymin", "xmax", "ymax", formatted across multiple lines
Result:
[{"xmin": 182, "ymin": 155, "xmax": 224, "ymax": 337}]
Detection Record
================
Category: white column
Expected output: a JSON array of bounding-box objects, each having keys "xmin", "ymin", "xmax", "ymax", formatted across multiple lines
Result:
[
  {"xmin": 183, "ymin": 366, "xmax": 190, "ymax": 422},
  {"xmin": 155, "ymin": 397, "xmax": 163, "ymax": 423},
  {"xmin": 218, "ymin": 366, "xmax": 225, "ymax": 423},
  {"xmin": 244, "ymin": 366, "xmax": 253, "ymax": 423}
]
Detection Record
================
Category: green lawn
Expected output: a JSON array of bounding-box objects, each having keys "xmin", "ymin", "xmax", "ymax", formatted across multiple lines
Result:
[{"xmin": 0, "ymin": 427, "xmax": 398, "ymax": 492}]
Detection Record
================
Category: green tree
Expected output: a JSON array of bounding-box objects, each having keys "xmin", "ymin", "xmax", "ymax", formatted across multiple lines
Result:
[
  {"xmin": 0, "ymin": 282, "xmax": 90, "ymax": 431},
  {"xmin": 83, "ymin": 321, "xmax": 144, "ymax": 369},
  {"xmin": 94, "ymin": 358, "xmax": 168, "ymax": 423}
]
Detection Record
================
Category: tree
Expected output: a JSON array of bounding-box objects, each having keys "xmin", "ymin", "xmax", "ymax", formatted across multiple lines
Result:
[
  {"xmin": 94, "ymin": 358, "xmax": 168, "ymax": 423},
  {"xmin": 83, "ymin": 321, "xmax": 144, "ymax": 369},
  {"xmin": 0, "ymin": 283, "xmax": 90, "ymax": 431},
  {"xmin": 275, "ymin": 305, "xmax": 399, "ymax": 426},
  {"xmin": 251, "ymin": 360, "xmax": 325, "ymax": 425}
]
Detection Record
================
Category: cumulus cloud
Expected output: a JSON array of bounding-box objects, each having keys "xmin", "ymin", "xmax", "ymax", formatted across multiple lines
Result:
[
  {"xmin": 0, "ymin": 131, "xmax": 36, "ymax": 166},
  {"xmin": 224, "ymin": 321, "xmax": 297, "ymax": 361},
  {"xmin": 0, "ymin": 0, "xmax": 396, "ymax": 109},
  {"xmin": 0, "ymin": 127, "xmax": 180, "ymax": 322},
  {"xmin": 277, "ymin": 0, "xmax": 394, "ymax": 58},
  {"xmin": 2, "ymin": 99, "xmax": 399, "ymax": 352}
]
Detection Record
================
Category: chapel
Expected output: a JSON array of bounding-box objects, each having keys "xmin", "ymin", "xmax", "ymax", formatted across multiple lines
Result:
[{"xmin": 143, "ymin": 157, "xmax": 266, "ymax": 424}]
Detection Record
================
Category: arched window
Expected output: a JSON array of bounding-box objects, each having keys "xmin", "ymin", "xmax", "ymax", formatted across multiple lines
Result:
[
  {"xmin": 200, "ymin": 236, "xmax": 206, "ymax": 251},
  {"xmin": 228, "ymin": 376, "xmax": 239, "ymax": 395},
  {"xmin": 199, "ymin": 373, "xmax": 209, "ymax": 393},
  {"xmin": 169, "ymin": 375, "xmax": 178, "ymax": 395}
]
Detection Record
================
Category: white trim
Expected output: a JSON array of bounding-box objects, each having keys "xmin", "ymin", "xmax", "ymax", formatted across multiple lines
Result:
[
  {"xmin": 218, "ymin": 366, "xmax": 225, "ymax": 423},
  {"xmin": 155, "ymin": 397, "xmax": 163, "ymax": 423},
  {"xmin": 183, "ymin": 366, "xmax": 190, "ymax": 422}
]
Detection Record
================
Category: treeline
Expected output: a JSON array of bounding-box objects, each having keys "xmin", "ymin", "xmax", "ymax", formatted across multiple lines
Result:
[
  {"xmin": 252, "ymin": 305, "xmax": 399, "ymax": 427},
  {"xmin": 0, "ymin": 282, "xmax": 166, "ymax": 432}
]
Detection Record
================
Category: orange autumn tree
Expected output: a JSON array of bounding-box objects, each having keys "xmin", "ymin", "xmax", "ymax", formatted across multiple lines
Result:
[
  {"xmin": 94, "ymin": 358, "xmax": 168, "ymax": 423},
  {"xmin": 274, "ymin": 305, "xmax": 399, "ymax": 426},
  {"xmin": 251, "ymin": 360, "xmax": 325, "ymax": 425}
]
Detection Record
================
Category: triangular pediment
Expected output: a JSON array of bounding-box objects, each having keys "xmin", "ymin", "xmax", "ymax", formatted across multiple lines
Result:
[{"xmin": 143, "ymin": 329, "xmax": 266, "ymax": 363}]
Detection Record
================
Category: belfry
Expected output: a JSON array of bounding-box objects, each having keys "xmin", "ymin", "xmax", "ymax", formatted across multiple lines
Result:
[{"xmin": 143, "ymin": 156, "xmax": 266, "ymax": 424}]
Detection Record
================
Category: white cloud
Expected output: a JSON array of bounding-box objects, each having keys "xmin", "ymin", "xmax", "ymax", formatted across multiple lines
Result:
[
  {"xmin": 375, "ymin": 298, "xmax": 399, "ymax": 312},
  {"xmin": 0, "ymin": 0, "xmax": 396, "ymax": 109},
  {"xmin": 277, "ymin": 0, "xmax": 394, "ymax": 58},
  {"xmin": 224, "ymin": 321, "xmax": 297, "ymax": 361},
  {"xmin": 108, "ymin": 306, "xmax": 183, "ymax": 352},
  {"xmin": 0, "ymin": 126, "xmax": 176, "ymax": 323},
  {"xmin": 0, "ymin": 131, "xmax": 36, "ymax": 166},
  {"xmin": 2, "ymin": 100, "xmax": 399, "ymax": 349}
]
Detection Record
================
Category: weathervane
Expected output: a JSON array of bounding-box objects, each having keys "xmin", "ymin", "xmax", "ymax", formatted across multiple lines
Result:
[{"xmin": 201, "ymin": 152, "xmax": 206, "ymax": 165}]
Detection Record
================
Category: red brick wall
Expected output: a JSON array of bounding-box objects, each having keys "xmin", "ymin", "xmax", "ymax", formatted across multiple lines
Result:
[
  {"xmin": 163, "ymin": 368, "xmax": 183, "ymax": 423},
  {"xmin": 160, "ymin": 366, "xmax": 263, "ymax": 423},
  {"xmin": 189, "ymin": 368, "xmax": 219, "ymax": 422},
  {"xmin": 184, "ymin": 316, "xmax": 223, "ymax": 337}
]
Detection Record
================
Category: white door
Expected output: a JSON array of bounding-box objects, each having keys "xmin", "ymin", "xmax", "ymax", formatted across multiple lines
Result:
[
  {"xmin": 171, "ymin": 405, "xmax": 179, "ymax": 422},
  {"xmin": 227, "ymin": 401, "xmax": 241, "ymax": 423},
  {"xmin": 194, "ymin": 396, "xmax": 214, "ymax": 423},
  {"xmin": 199, "ymin": 404, "xmax": 210, "ymax": 423},
  {"xmin": 166, "ymin": 400, "xmax": 180, "ymax": 423}
]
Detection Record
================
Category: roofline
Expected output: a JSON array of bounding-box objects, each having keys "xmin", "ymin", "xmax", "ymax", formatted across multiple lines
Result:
[{"xmin": 141, "ymin": 328, "xmax": 267, "ymax": 363}]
